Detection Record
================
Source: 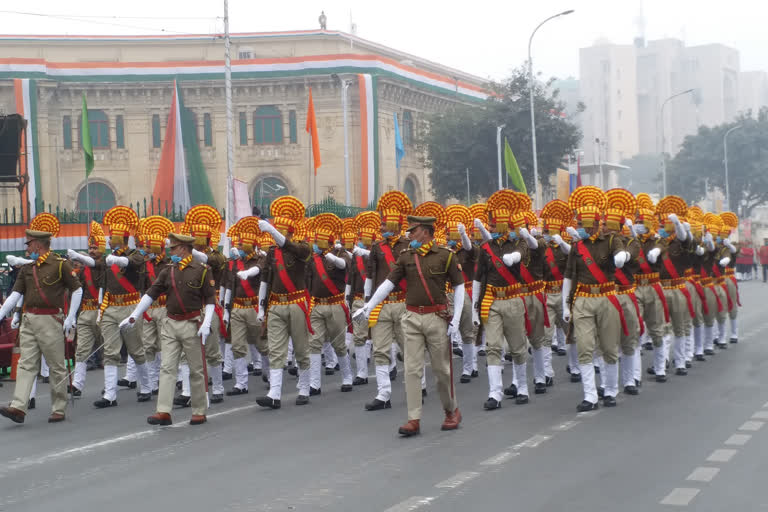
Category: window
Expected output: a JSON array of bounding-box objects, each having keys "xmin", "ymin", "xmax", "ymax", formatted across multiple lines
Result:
[
  {"xmin": 116, "ymin": 115, "xmax": 125, "ymax": 149},
  {"xmin": 289, "ymin": 110, "xmax": 297, "ymax": 143},
  {"xmin": 62, "ymin": 116, "xmax": 72, "ymax": 149},
  {"xmin": 253, "ymin": 106, "xmax": 283, "ymax": 144},
  {"xmin": 402, "ymin": 110, "xmax": 413, "ymax": 146},
  {"xmin": 253, "ymin": 176, "xmax": 289, "ymax": 214},
  {"xmin": 403, "ymin": 176, "xmax": 418, "ymax": 203},
  {"xmin": 239, "ymin": 112, "xmax": 248, "ymax": 145},
  {"xmin": 79, "ymin": 109, "xmax": 109, "ymax": 149},
  {"xmin": 76, "ymin": 182, "xmax": 116, "ymax": 215},
  {"xmin": 152, "ymin": 114, "xmax": 161, "ymax": 148},
  {"xmin": 203, "ymin": 113, "xmax": 213, "ymax": 147}
]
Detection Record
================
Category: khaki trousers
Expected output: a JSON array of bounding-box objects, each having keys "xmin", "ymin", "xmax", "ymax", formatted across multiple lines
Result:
[
  {"xmin": 101, "ymin": 305, "xmax": 146, "ymax": 365},
  {"xmin": 11, "ymin": 313, "xmax": 68, "ymax": 415},
  {"xmin": 309, "ymin": 303, "xmax": 348, "ymax": 356},
  {"xmin": 714, "ymin": 285, "xmax": 728, "ymax": 324},
  {"xmin": 617, "ymin": 294, "xmax": 639, "ymax": 356},
  {"xmin": 663, "ymin": 288, "xmax": 688, "ymax": 337},
  {"xmin": 142, "ymin": 307, "xmax": 166, "ymax": 360},
  {"xmin": 350, "ymin": 299, "xmax": 368, "ymax": 346},
  {"xmin": 525, "ymin": 294, "xmax": 550, "ymax": 350},
  {"xmin": 702, "ymin": 286, "xmax": 719, "ymax": 327},
  {"xmin": 205, "ymin": 312, "xmax": 224, "ymax": 366},
  {"xmin": 268, "ymin": 303, "xmax": 309, "ymax": 370},
  {"xmin": 687, "ymin": 282, "xmax": 704, "ymax": 329},
  {"xmin": 447, "ymin": 289, "xmax": 475, "ymax": 345},
  {"xmin": 485, "ymin": 297, "xmax": 527, "ymax": 366},
  {"xmin": 74, "ymin": 309, "xmax": 100, "ymax": 363},
  {"xmin": 572, "ymin": 296, "xmax": 620, "ymax": 365},
  {"xmin": 230, "ymin": 307, "xmax": 265, "ymax": 359},
  {"xmin": 635, "ymin": 285, "xmax": 665, "ymax": 346},
  {"xmin": 371, "ymin": 302, "xmax": 405, "ymax": 367},
  {"xmin": 157, "ymin": 318, "xmax": 207, "ymax": 416},
  {"xmin": 725, "ymin": 278, "xmax": 739, "ymax": 320},
  {"xmin": 402, "ymin": 311, "xmax": 457, "ymax": 420},
  {"xmin": 544, "ymin": 292, "xmax": 565, "ymax": 342}
]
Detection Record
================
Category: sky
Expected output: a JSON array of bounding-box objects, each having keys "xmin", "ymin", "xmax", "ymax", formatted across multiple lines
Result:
[{"xmin": 2, "ymin": 0, "xmax": 766, "ymax": 81}]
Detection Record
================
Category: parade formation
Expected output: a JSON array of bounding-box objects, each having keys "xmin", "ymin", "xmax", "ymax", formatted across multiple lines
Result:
[{"xmin": 0, "ymin": 187, "xmax": 744, "ymax": 437}]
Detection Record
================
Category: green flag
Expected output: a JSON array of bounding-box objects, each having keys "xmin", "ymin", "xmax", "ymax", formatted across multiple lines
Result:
[
  {"xmin": 177, "ymin": 87, "xmax": 215, "ymax": 206},
  {"xmin": 81, "ymin": 94, "xmax": 94, "ymax": 177},
  {"xmin": 504, "ymin": 138, "xmax": 527, "ymax": 194}
]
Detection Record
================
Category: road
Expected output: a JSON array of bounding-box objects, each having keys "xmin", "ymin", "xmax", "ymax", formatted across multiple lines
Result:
[{"xmin": 1, "ymin": 281, "xmax": 767, "ymax": 512}]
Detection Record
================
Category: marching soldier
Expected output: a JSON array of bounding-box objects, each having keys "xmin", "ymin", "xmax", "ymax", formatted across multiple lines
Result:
[
  {"xmin": 96, "ymin": 206, "xmax": 152, "ymax": 408},
  {"xmin": 255, "ymin": 196, "xmax": 313, "ymax": 409},
  {"xmin": 703, "ymin": 215, "xmax": 731, "ymax": 349},
  {"xmin": 683, "ymin": 207, "xmax": 709, "ymax": 363},
  {"xmin": 68, "ymin": 221, "xmax": 106, "ymax": 396},
  {"xmin": 0, "ymin": 213, "xmax": 82, "ymax": 424},
  {"xmin": 120, "ymin": 233, "xmax": 216, "ymax": 426},
  {"xmin": 363, "ymin": 191, "xmax": 412, "ymax": 411},
  {"xmin": 719, "ymin": 212, "xmax": 741, "ymax": 344},
  {"xmin": 307, "ymin": 213, "xmax": 354, "ymax": 395},
  {"xmin": 354, "ymin": 215, "xmax": 463, "ymax": 437},
  {"xmin": 563, "ymin": 187, "xmax": 627, "ymax": 411}
]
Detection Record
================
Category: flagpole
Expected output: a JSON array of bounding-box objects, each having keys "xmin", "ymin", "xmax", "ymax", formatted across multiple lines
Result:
[
  {"xmin": 466, "ymin": 168, "xmax": 470, "ymax": 206},
  {"xmin": 223, "ymin": 0, "xmax": 235, "ymax": 238}
]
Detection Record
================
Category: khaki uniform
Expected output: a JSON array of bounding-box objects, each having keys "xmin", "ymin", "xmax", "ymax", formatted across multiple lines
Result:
[
  {"xmin": 74, "ymin": 257, "xmax": 105, "ymax": 364},
  {"xmin": 102, "ymin": 249, "xmax": 147, "ymax": 368},
  {"xmin": 10, "ymin": 253, "xmax": 81, "ymax": 415},
  {"xmin": 145, "ymin": 259, "xmax": 216, "ymax": 417},
  {"xmin": 229, "ymin": 253, "xmax": 266, "ymax": 359},
  {"xmin": 348, "ymin": 252, "xmax": 369, "ymax": 347},
  {"xmin": 203, "ymin": 249, "xmax": 227, "ymax": 366},
  {"xmin": 140, "ymin": 257, "xmax": 169, "ymax": 361},
  {"xmin": 308, "ymin": 248, "xmax": 351, "ymax": 356},
  {"xmin": 388, "ymin": 243, "xmax": 463, "ymax": 421},
  {"xmin": 634, "ymin": 236, "xmax": 665, "ymax": 347}
]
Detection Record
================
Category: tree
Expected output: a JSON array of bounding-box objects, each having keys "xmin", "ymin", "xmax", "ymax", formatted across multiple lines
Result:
[
  {"xmin": 418, "ymin": 66, "xmax": 582, "ymax": 203},
  {"xmin": 667, "ymin": 109, "xmax": 768, "ymax": 216}
]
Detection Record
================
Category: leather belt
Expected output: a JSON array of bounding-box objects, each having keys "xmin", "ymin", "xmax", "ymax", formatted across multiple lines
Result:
[
  {"xmin": 406, "ymin": 304, "xmax": 447, "ymax": 315},
  {"xmin": 24, "ymin": 307, "xmax": 61, "ymax": 315},
  {"xmin": 519, "ymin": 280, "xmax": 546, "ymax": 297},
  {"xmin": 488, "ymin": 283, "xmax": 523, "ymax": 300},
  {"xmin": 269, "ymin": 290, "xmax": 308, "ymax": 305},
  {"xmin": 313, "ymin": 293, "xmax": 346, "ymax": 306},
  {"xmin": 575, "ymin": 282, "xmax": 616, "ymax": 297},
  {"xmin": 167, "ymin": 311, "xmax": 201, "ymax": 321},
  {"xmin": 661, "ymin": 277, "xmax": 686, "ymax": 289},
  {"xmin": 383, "ymin": 290, "xmax": 406, "ymax": 304},
  {"xmin": 635, "ymin": 272, "xmax": 661, "ymax": 286},
  {"xmin": 108, "ymin": 292, "xmax": 140, "ymax": 306},
  {"xmin": 81, "ymin": 298, "xmax": 99, "ymax": 311},
  {"xmin": 233, "ymin": 297, "xmax": 258, "ymax": 309},
  {"xmin": 617, "ymin": 284, "xmax": 636, "ymax": 294},
  {"xmin": 545, "ymin": 280, "xmax": 563, "ymax": 294}
]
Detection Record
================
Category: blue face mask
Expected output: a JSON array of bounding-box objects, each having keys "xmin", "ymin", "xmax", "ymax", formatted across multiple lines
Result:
[
  {"xmin": 716, "ymin": 236, "xmax": 722, "ymax": 243},
  {"xmin": 658, "ymin": 228, "xmax": 670, "ymax": 239},
  {"xmin": 508, "ymin": 231, "xmax": 518, "ymax": 240},
  {"xmin": 447, "ymin": 240, "xmax": 458, "ymax": 247},
  {"xmin": 29, "ymin": 251, "xmax": 39, "ymax": 260},
  {"xmin": 313, "ymin": 243, "xmax": 323, "ymax": 254},
  {"xmin": 357, "ymin": 241, "xmax": 366, "ymax": 249},
  {"xmin": 138, "ymin": 249, "xmax": 146, "ymax": 256},
  {"xmin": 491, "ymin": 232, "xmax": 502, "ymax": 240},
  {"xmin": 238, "ymin": 249, "xmax": 246, "ymax": 258},
  {"xmin": 148, "ymin": 253, "xmax": 157, "ymax": 260},
  {"xmin": 410, "ymin": 240, "xmax": 422, "ymax": 249},
  {"xmin": 543, "ymin": 234, "xmax": 552, "ymax": 243},
  {"xmin": 382, "ymin": 231, "xmax": 395, "ymax": 239},
  {"xmin": 576, "ymin": 228, "xmax": 589, "ymax": 240},
  {"xmin": 170, "ymin": 255, "xmax": 182, "ymax": 264}
]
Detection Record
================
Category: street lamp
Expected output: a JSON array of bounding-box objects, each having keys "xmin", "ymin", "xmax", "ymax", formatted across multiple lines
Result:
[
  {"xmin": 723, "ymin": 124, "xmax": 742, "ymax": 211},
  {"xmin": 658, "ymin": 88, "xmax": 695, "ymax": 196},
  {"xmin": 528, "ymin": 9, "xmax": 574, "ymax": 208},
  {"xmin": 496, "ymin": 124, "xmax": 506, "ymax": 190}
]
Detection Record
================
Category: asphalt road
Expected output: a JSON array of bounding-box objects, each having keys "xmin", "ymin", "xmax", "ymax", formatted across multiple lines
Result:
[{"xmin": 1, "ymin": 281, "xmax": 767, "ymax": 512}]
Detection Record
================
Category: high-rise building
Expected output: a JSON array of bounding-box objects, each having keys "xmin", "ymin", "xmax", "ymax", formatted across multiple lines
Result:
[{"xmin": 739, "ymin": 71, "xmax": 768, "ymax": 117}]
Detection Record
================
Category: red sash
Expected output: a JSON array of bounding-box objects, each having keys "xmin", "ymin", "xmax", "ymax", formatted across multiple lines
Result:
[
  {"xmin": 481, "ymin": 243, "xmax": 530, "ymax": 335},
  {"xmin": 690, "ymin": 278, "xmax": 709, "ymax": 315},
  {"xmin": 274, "ymin": 248, "xmax": 313, "ymax": 334},
  {"xmin": 83, "ymin": 266, "xmax": 99, "ymax": 303},
  {"xmin": 661, "ymin": 255, "xmax": 695, "ymax": 318},
  {"xmin": 544, "ymin": 247, "xmax": 564, "ymax": 281},
  {"xmin": 711, "ymin": 264, "xmax": 734, "ymax": 311},
  {"xmin": 380, "ymin": 243, "xmax": 407, "ymax": 291},
  {"xmin": 313, "ymin": 254, "xmax": 352, "ymax": 329},
  {"xmin": 235, "ymin": 259, "xmax": 258, "ymax": 300},
  {"xmin": 518, "ymin": 262, "xmax": 550, "ymax": 328},
  {"xmin": 637, "ymin": 246, "xmax": 670, "ymax": 322},
  {"xmin": 110, "ymin": 263, "xmax": 138, "ymax": 294},
  {"xmin": 614, "ymin": 269, "xmax": 644, "ymax": 335},
  {"xmin": 701, "ymin": 266, "xmax": 723, "ymax": 312},
  {"xmin": 575, "ymin": 242, "xmax": 628, "ymax": 336},
  {"xmin": 355, "ymin": 254, "xmax": 367, "ymax": 282}
]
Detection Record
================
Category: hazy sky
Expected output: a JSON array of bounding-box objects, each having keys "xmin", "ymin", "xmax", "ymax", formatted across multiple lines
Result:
[{"xmin": 2, "ymin": 0, "xmax": 765, "ymax": 81}]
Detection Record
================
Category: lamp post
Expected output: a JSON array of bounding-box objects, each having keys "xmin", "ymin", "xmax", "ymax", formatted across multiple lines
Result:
[
  {"xmin": 658, "ymin": 88, "xmax": 695, "ymax": 196},
  {"xmin": 723, "ymin": 124, "xmax": 742, "ymax": 211},
  {"xmin": 496, "ymin": 124, "xmax": 506, "ymax": 190},
  {"xmin": 528, "ymin": 9, "xmax": 574, "ymax": 208}
]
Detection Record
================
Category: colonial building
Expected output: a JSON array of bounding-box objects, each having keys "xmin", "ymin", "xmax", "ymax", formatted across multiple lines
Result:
[{"xmin": 0, "ymin": 30, "xmax": 487, "ymax": 218}]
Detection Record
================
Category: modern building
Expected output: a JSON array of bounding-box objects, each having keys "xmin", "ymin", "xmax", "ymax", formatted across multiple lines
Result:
[
  {"xmin": 738, "ymin": 71, "xmax": 768, "ymax": 117},
  {"xmin": 0, "ymin": 30, "xmax": 488, "ymax": 220}
]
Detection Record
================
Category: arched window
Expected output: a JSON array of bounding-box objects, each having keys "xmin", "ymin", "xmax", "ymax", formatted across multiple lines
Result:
[
  {"xmin": 403, "ymin": 176, "xmax": 418, "ymax": 204},
  {"xmin": 77, "ymin": 182, "xmax": 116, "ymax": 215},
  {"xmin": 254, "ymin": 106, "xmax": 283, "ymax": 144},
  {"xmin": 253, "ymin": 176, "xmax": 289, "ymax": 215},
  {"xmin": 79, "ymin": 109, "xmax": 110, "ymax": 149},
  {"xmin": 402, "ymin": 110, "xmax": 413, "ymax": 146}
]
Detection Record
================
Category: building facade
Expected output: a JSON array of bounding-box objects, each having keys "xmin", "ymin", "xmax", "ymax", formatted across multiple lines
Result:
[{"xmin": 0, "ymin": 30, "xmax": 487, "ymax": 219}]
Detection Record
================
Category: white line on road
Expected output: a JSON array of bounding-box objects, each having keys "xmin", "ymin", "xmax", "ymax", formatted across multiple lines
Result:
[
  {"xmin": 738, "ymin": 420, "xmax": 764, "ymax": 431},
  {"xmin": 686, "ymin": 467, "xmax": 720, "ymax": 482},
  {"xmin": 384, "ymin": 496, "xmax": 436, "ymax": 512},
  {"xmin": 435, "ymin": 471, "xmax": 480, "ymax": 489},
  {"xmin": 706, "ymin": 449, "xmax": 738, "ymax": 463},
  {"xmin": 511, "ymin": 434, "xmax": 551, "ymax": 450},
  {"xmin": 479, "ymin": 451, "xmax": 518, "ymax": 466},
  {"xmin": 551, "ymin": 420, "xmax": 580, "ymax": 431},
  {"xmin": 660, "ymin": 488, "xmax": 700, "ymax": 506},
  {"xmin": 724, "ymin": 434, "xmax": 752, "ymax": 446},
  {"xmin": 752, "ymin": 411, "xmax": 768, "ymax": 420}
]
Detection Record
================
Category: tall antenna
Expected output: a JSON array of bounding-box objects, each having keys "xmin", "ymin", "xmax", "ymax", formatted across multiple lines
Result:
[{"xmin": 633, "ymin": 0, "xmax": 646, "ymax": 48}]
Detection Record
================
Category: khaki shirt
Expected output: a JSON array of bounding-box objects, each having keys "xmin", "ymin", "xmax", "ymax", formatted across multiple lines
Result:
[
  {"xmin": 145, "ymin": 260, "xmax": 215, "ymax": 316},
  {"xmin": 206, "ymin": 249, "xmax": 228, "ymax": 288},
  {"xmin": 261, "ymin": 240, "xmax": 312, "ymax": 294},
  {"xmin": 564, "ymin": 234, "xmax": 625, "ymax": 285},
  {"xmin": 475, "ymin": 237, "xmax": 527, "ymax": 288},
  {"xmin": 308, "ymin": 248, "xmax": 350, "ymax": 298},
  {"xmin": 367, "ymin": 237, "xmax": 410, "ymax": 291},
  {"xmin": 543, "ymin": 241, "xmax": 568, "ymax": 282},
  {"xmin": 636, "ymin": 235, "xmax": 662, "ymax": 273},
  {"xmin": 230, "ymin": 252, "xmax": 266, "ymax": 299},
  {"xmin": 347, "ymin": 251, "xmax": 368, "ymax": 296},
  {"xmin": 387, "ymin": 244, "xmax": 464, "ymax": 307},
  {"xmin": 13, "ymin": 252, "xmax": 81, "ymax": 309},
  {"xmin": 140, "ymin": 256, "xmax": 169, "ymax": 292},
  {"xmin": 104, "ymin": 248, "xmax": 144, "ymax": 295},
  {"xmin": 658, "ymin": 236, "xmax": 691, "ymax": 279}
]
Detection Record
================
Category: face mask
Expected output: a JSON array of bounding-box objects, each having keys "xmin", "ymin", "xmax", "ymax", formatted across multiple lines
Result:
[
  {"xmin": 138, "ymin": 249, "xmax": 146, "ymax": 256},
  {"xmin": 576, "ymin": 228, "xmax": 589, "ymax": 240},
  {"xmin": 635, "ymin": 224, "xmax": 648, "ymax": 235},
  {"xmin": 508, "ymin": 231, "xmax": 518, "ymax": 240},
  {"xmin": 658, "ymin": 228, "xmax": 670, "ymax": 239},
  {"xmin": 543, "ymin": 234, "xmax": 552, "ymax": 243},
  {"xmin": 148, "ymin": 253, "xmax": 157, "ymax": 260},
  {"xmin": 447, "ymin": 240, "xmax": 458, "ymax": 247},
  {"xmin": 170, "ymin": 255, "xmax": 182, "ymax": 264},
  {"xmin": 29, "ymin": 251, "xmax": 39, "ymax": 260},
  {"xmin": 409, "ymin": 240, "xmax": 422, "ymax": 249},
  {"xmin": 357, "ymin": 242, "xmax": 366, "ymax": 249},
  {"xmin": 382, "ymin": 231, "xmax": 394, "ymax": 239},
  {"xmin": 313, "ymin": 243, "xmax": 323, "ymax": 254},
  {"xmin": 238, "ymin": 249, "xmax": 246, "ymax": 258},
  {"xmin": 491, "ymin": 232, "xmax": 501, "ymax": 240},
  {"xmin": 716, "ymin": 236, "xmax": 722, "ymax": 243}
]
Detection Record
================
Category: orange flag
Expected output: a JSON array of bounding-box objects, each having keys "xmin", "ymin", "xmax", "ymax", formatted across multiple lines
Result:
[{"xmin": 306, "ymin": 87, "xmax": 321, "ymax": 174}]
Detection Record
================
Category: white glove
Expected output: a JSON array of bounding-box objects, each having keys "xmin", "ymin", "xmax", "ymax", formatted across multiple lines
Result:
[
  {"xmin": 0, "ymin": 291, "xmax": 22, "ymax": 319},
  {"xmin": 562, "ymin": 278, "xmax": 572, "ymax": 323},
  {"xmin": 120, "ymin": 294, "xmax": 154, "ymax": 329},
  {"xmin": 197, "ymin": 303, "xmax": 215, "ymax": 340},
  {"xmin": 257, "ymin": 308, "xmax": 265, "ymax": 323},
  {"xmin": 11, "ymin": 312, "xmax": 20, "ymax": 329},
  {"xmin": 519, "ymin": 227, "xmax": 538, "ymax": 249},
  {"xmin": 447, "ymin": 286, "xmax": 464, "ymax": 337},
  {"xmin": 335, "ymin": 242, "xmax": 343, "ymax": 250},
  {"xmin": 237, "ymin": 266, "xmax": 260, "ymax": 280},
  {"xmin": 192, "ymin": 248, "xmax": 208, "ymax": 264},
  {"xmin": 704, "ymin": 232, "xmax": 715, "ymax": 251},
  {"xmin": 683, "ymin": 222, "xmax": 691, "ymax": 235},
  {"xmin": 474, "ymin": 218, "xmax": 492, "ymax": 241},
  {"xmin": 6, "ymin": 255, "xmax": 33, "ymax": 266},
  {"xmin": 106, "ymin": 254, "xmax": 129, "ymax": 268},
  {"xmin": 457, "ymin": 223, "xmax": 466, "ymax": 236},
  {"xmin": 502, "ymin": 252, "xmax": 521, "ymax": 266},
  {"xmin": 325, "ymin": 252, "xmax": 347, "ymax": 269},
  {"xmin": 353, "ymin": 306, "xmax": 370, "ymax": 321},
  {"xmin": 197, "ymin": 323, "xmax": 211, "ymax": 339},
  {"xmin": 230, "ymin": 247, "xmax": 241, "ymax": 260},
  {"xmin": 530, "ymin": 227, "xmax": 539, "ymax": 237},
  {"xmin": 553, "ymin": 234, "xmax": 571, "ymax": 254},
  {"xmin": 695, "ymin": 245, "xmax": 705, "ymax": 256},
  {"xmin": 566, "ymin": 226, "xmax": 581, "ymax": 241},
  {"xmin": 69, "ymin": 249, "xmax": 96, "ymax": 267},
  {"xmin": 614, "ymin": 251, "xmax": 628, "ymax": 268},
  {"xmin": 719, "ymin": 257, "xmax": 731, "ymax": 267},
  {"xmin": 355, "ymin": 279, "xmax": 395, "ymax": 323},
  {"xmin": 668, "ymin": 213, "xmax": 679, "ymax": 224},
  {"xmin": 259, "ymin": 219, "xmax": 286, "ymax": 247},
  {"xmin": 724, "ymin": 239, "xmax": 737, "ymax": 253},
  {"xmin": 63, "ymin": 316, "xmax": 76, "ymax": 338},
  {"xmin": 563, "ymin": 305, "xmax": 571, "ymax": 323},
  {"xmin": 647, "ymin": 247, "xmax": 661, "ymax": 264},
  {"xmin": 472, "ymin": 309, "xmax": 480, "ymax": 327},
  {"xmin": 624, "ymin": 218, "xmax": 633, "ymax": 229},
  {"xmin": 222, "ymin": 310, "xmax": 230, "ymax": 327}
]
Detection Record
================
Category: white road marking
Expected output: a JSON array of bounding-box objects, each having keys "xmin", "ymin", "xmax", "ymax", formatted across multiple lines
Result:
[
  {"xmin": 724, "ymin": 434, "xmax": 751, "ymax": 446},
  {"xmin": 384, "ymin": 496, "xmax": 436, "ymax": 512},
  {"xmin": 706, "ymin": 449, "xmax": 738, "ymax": 463},
  {"xmin": 686, "ymin": 467, "xmax": 720, "ymax": 482},
  {"xmin": 660, "ymin": 487, "xmax": 700, "ymax": 506},
  {"xmin": 738, "ymin": 420, "xmax": 764, "ymax": 431},
  {"xmin": 763, "ymin": 401, "xmax": 768, "ymax": 408},
  {"xmin": 751, "ymin": 411, "xmax": 768, "ymax": 420},
  {"xmin": 435, "ymin": 471, "xmax": 480, "ymax": 489},
  {"xmin": 511, "ymin": 434, "xmax": 551, "ymax": 450},
  {"xmin": 479, "ymin": 451, "xmax": 518, "ymax": 466},
  {"xmin": 552, "ymin": 420, "xmax": 580, "ymax": 431}
]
